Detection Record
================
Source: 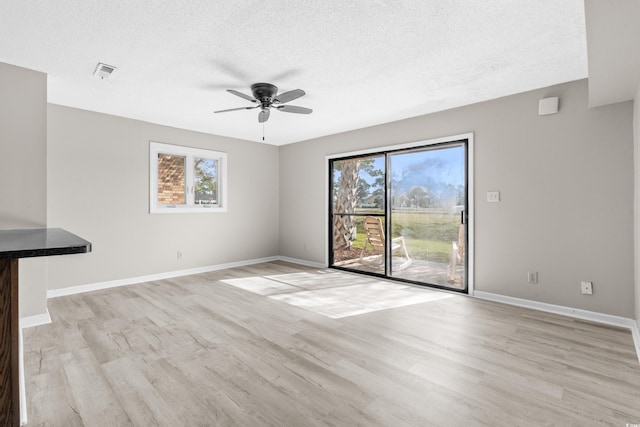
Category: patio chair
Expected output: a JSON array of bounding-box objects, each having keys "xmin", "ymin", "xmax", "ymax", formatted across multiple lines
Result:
[
  {"xmin": 359, "ymin": 216, "xmax": 412, "ymax": 270},
  {"xmin": 447, "ymin": 224, "xmax": 465, "ymax": 283}
]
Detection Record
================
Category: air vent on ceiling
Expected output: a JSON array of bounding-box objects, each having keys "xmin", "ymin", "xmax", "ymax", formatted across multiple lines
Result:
[{"xmin": 93, "ymin": 63, "xmax": 116, "ymax": 79}]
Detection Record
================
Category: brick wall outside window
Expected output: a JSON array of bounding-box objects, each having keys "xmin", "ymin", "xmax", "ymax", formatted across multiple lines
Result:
[{"xmin": 157, "ymin": 154, "xmax": 185, "ymax": 204}]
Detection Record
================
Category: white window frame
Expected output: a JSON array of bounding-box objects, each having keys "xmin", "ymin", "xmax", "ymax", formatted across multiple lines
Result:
[{"xmin": 150, "ymin": 141, "xmax": 227, "ymax": 214}]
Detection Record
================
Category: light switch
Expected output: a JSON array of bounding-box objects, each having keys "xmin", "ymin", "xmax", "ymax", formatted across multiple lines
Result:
[
  {"xmin": 487, "ymin": 191, "xmax": 500, "ymax": 203},
  {"xmin": 581, "ymin": 281, "xmax": 593, "ymax": 295}
]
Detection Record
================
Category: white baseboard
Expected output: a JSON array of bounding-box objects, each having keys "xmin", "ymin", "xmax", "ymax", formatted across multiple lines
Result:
[
  {"xmin": 46, "ymin": 256, "xmax": 327, "ymax": 299},
  {"xmin": 46, "ymin": 256, "xmax": 296, "ymax": 298},
  {"xmin": 474, "ymin": 291, "xmax": 640, "ymax": 364},
  {"xmin": 631, "ymin": 321, "xmax": 640, "ymax": 365},
  {"xmin": 19, "ymin": 309, "xmax": 51, "ymax": 329},
  {"xmin": 19, "ymin": 329, "xmax": 27, "ymax": 425},
  {"xmin": 277, "ymin": 256, "xmax": 326, "ymax": 269}
]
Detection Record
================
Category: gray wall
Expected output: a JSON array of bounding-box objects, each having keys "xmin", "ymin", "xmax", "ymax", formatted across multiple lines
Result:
[
  {"xmin": 9, "ymin": 71, "xmax": 636, "ymax": 322},
  {"xmin": 279, "ymin": 79, "xmax": 635, "ymax": 318},
  {"xmin": 635, "ymin": 84, "xmax": 640, "ymax": 328},
  {"xmin": 0, "ymin": 62, "xmax": 48, "ymax": 317},
  {"xmin": 46, "ymin": 105, "xmax": 280, "ymax": 290}
]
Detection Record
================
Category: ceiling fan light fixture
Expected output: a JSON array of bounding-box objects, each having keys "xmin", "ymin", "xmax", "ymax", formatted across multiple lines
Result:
[{"xmin": 258, "ymin": 107, "xmax": 271, "ymax": 123}]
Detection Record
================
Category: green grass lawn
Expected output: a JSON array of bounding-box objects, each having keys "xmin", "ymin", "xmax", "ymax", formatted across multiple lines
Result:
[{"xmin": 347, "ymin": 211, "xmax": 460, "ymax": 264}]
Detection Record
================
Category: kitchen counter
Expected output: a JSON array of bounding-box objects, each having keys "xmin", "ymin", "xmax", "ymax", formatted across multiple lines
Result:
[{"xmin": 0, "ymin": 228, "xmax": 91, "ymax": 426}]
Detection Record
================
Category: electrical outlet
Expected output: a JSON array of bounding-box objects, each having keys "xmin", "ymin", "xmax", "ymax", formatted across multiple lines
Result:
[
  {"xmin": 581, "ymin": 281, "xmax": 593, "ymax": 295},
  {"xmin": 527, "ymin": 271, "xmax": 538, "ymax": 283},
  {"xmin": 487, "ymin": 191, "xmax": 500, "ymax": 203},
  {"xmin": 177, "ymin": 250, "xmax": 183, "ymax": 260}
]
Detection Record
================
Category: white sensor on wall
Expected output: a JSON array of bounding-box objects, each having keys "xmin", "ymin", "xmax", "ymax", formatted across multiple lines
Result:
[
  {"xmin": 93, "ymin": 63, "xmax": 116, "ymax": 79},
  {"xmin": 538, "ymin": 97, "xmax": 559, "ymax": 115}
]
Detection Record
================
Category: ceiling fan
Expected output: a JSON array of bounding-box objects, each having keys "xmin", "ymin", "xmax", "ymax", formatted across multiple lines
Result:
[{"xmin": 214, "ymin": 83, "xmax": 312, "ymax": 123}]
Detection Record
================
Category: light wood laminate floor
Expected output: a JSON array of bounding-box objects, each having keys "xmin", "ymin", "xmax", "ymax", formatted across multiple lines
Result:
[{"xmin": 23, "ymin": 261, "xmax": 640, "ymax": 426}]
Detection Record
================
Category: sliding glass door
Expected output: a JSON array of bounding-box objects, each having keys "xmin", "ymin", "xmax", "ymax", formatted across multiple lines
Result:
[
  {"xmin": 329, "ymin": 140, "xmax": 468, "ymax": 292},
  {"xmin": 388, "ymin": 144, "xmax": 466, "ymax": 289},
  {"xmin": 330, "ymin": 154, "xmax": 386, "ymax": 274}
]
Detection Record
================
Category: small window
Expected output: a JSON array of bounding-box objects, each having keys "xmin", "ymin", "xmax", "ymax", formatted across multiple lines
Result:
[{"xmin": 150, "ymin": 142, "xmax": 227, "ymax": 213}]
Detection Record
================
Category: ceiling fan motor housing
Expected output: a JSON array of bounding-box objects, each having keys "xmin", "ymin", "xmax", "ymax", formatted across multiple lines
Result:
[{"xmin": 251, "ymin": 83, "xmax": 278, "ymax": 106}]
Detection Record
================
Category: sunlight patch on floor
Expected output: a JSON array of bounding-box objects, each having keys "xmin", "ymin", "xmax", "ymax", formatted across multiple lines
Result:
[{"xmin": 221, "ymin": 271, "xmax": 452, "ymax": 319}]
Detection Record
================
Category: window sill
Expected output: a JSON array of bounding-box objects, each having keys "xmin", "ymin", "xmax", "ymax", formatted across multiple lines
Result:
[{"xmin": 150, "ymin": 206, "xmax": 227, "ymax": 214}]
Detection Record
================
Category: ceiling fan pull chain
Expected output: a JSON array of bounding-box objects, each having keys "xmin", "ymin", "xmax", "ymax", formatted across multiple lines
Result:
[{"xmin": 262, "ymin": 121, "xmax": 265, "ymax": 141}]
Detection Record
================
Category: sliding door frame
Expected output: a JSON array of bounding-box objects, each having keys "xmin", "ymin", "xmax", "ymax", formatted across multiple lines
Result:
[{"xmin": 325, "ymin": 133, "xmax": 475, "ymax": 294}]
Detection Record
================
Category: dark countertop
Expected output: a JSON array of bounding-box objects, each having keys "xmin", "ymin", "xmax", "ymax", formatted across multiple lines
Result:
[{"xmin": 0, "ymin": 228, "xmax": 92, "ymax": 260}]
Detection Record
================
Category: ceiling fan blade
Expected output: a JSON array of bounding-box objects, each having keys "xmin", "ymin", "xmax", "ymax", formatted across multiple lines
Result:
[
  {"xmin": 214, "ymin": 106, "xmax": 258, "ymax": 113},
  {"xmin": 227, "ymin": 89, "xmax": 257, "ymax": 102},
  {"xmin": 274, "ymin": 89, "xmax": 305, "ymax": 104},
  {"xmin": 276, "ymin": 105, "xmax": 312, "ymax": 114},
  {"xmin": 258, "ymin": 108, "xmax": 270, "ymax": 123}
]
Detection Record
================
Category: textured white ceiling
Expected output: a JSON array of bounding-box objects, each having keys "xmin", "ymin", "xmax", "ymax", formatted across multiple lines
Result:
[{"xmin": 0, "ymin": 0, "xmax": 588, "ymax": 145}]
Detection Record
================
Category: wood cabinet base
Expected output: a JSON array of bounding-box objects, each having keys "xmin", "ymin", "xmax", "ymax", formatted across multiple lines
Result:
[{"xmin": 0, "ymin": 259, "xmax": 20, "ymax": 427}]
